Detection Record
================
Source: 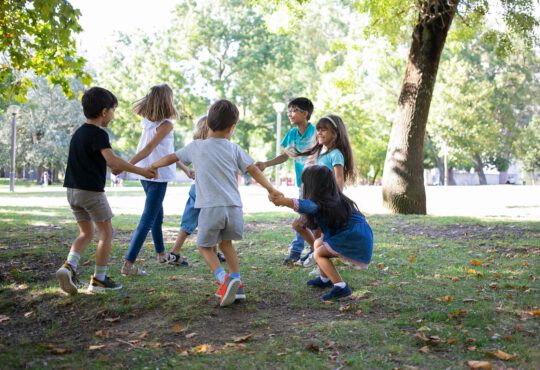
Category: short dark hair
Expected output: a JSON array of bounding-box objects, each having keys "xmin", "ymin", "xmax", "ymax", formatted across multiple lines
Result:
[
  {"xmin": 82, "ymin": 87, "xmax": 118, "ymax": 119},
  {"xmin": 207, "ymin": 99, "xmax": 239, "ymax": 131},
  {"xmin": 288, "ymin": 97, "xmax": 314, "ymax": 120}
]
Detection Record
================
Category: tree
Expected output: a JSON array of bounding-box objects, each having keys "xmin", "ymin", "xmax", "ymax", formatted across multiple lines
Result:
[{"xmin": 0, "ymin": 0, "xmax": 90, "ymax": 106}]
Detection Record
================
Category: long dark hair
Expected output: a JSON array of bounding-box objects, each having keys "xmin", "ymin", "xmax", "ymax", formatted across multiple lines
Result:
[
  {"xmin": 295, "ymin": 115, "xmax": 356, "ymax": 184},
  {"xmin": 301, "ymin": 165, "xmax": 360, "ymax": 230}
]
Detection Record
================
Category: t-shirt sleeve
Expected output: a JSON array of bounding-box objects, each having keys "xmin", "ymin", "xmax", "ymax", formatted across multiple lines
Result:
[
  {"xmin": 331, "ymin": 149, "xmax": 345, "ymax": 167},
  {"xmin": 175, "ymin": 143, "xmax": 193, "ymax": 166},
  {"xmin": 234, "ymin": 144, "xmax": 255, "ymax": 173},
  {"xmin": 294, "ymin": 199, "xmax": 319, "ymax": 215},
  {"xmin": 93, "ymin": 130, "xmax": 112, "ymax": 152},
  {"xmin": 281, "ymin": 130, "xmax": 292, "ymax": 149}
]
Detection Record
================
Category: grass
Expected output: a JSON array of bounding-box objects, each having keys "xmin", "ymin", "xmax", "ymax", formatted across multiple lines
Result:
[{"xmin": 0, "ymin": 199, "xmax": 539, "ymax": 369}]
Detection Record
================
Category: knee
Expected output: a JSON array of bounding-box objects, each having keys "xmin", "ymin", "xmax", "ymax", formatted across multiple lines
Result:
[
  {"xmin": 314, "ymin": 238, "xmax": 324, "ymax": 250},
  {"xmin": 292, "ymin": 219, "xmax": 304, "ymax": 232}
]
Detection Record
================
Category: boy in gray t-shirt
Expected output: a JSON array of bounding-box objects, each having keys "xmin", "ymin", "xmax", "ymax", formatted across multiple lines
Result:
[{"xmin": 152, "ymin": 99, "xmax": 282, "ymax": 307}]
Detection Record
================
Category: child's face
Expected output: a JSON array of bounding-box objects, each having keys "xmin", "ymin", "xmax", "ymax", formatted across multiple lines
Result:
[
  {"xmin": 287, "ymin": 105, "xmax": 308, "ymax": 125},
  {"xmin": 317, "ymin": 126, "xmax": 336, "ymax": 147},
  {"xmin": 101, "ymin": 107, "xmax": 116, "ymax": 127}
]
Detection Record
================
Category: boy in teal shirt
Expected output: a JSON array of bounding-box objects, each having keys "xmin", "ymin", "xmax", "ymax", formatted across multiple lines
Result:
[{"xmin": 256, "ymin": 97, "xmax": 316, "ymax": 264}]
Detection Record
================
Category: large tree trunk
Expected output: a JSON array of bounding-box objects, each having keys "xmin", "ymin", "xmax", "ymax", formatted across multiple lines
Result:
[
  {"xmin": 382, "ymin": 0, "xmax": 458, "ymax": 214},
  {"xmin": 473, "ymin": 153, "xmax": 487, "ymax": 185}
]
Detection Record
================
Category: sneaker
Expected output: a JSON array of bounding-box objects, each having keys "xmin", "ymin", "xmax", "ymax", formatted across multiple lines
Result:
[
  {"xmin": 215, "ymin": 274, "xmax": 240, "ymax": 307},
  {"xmin": 236, "ymin": 283, "xmax": 246, "ymax": 300},
  {"xmin": 308, "ymin": 266, "xmax": 321, "ymax": 276},
  {"xmin": 321, "ymin": 284, "xmax": 353, "ymax": 301},
  {"xmin": 283, "ymin": 252, "xmax": 301, "ymax": 266},
  {"xmin": 121, "ymin": 264, "xmax": 148, "ymax": 276},
  {"xmin": 156, "ymin": 254, "xmax": 168, "ymax": 264},
  {"xmin": 167, "ymin": 252, "xmax": 189, "ymax": 266},
  {"xmin": 56, "ymin": 262, "xmax": 79, "ymax": 295},
  {"xmin": 307, "ymin": 277, "xmax": 333, "ymax": 288},
  {"xmin": 216, "ymin": 252, "xmax": 226, "ymax": 263},
  {"xmin": 303, "ymin": 252, "xmax": 316, "ymax": 267},
  {"xmin": 87, "ymin": 275, "xmax": 123, "ymax": 292}
]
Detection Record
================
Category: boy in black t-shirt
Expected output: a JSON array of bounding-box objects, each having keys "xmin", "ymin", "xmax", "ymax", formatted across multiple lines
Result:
[{"xmin": 56, "ymin": 87, "xmax": 156, "ymax": 294}]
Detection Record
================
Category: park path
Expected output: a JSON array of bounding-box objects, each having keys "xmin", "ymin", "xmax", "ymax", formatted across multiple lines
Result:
[{"xmin": 1, "ymin": 185, "xmax": 539, "ymax": 220}]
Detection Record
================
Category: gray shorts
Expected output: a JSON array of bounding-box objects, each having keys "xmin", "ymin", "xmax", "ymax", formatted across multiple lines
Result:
[
  {"xmin": 196, "ymin": 206, "xmax": 243, "ymax": 247},
  {"xmin": 66, "ymin": 188, "xmax": 114, "ymax": 223}
]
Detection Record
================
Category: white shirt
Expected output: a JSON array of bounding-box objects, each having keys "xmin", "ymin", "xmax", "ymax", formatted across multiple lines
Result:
[{"xmin": 132, "ymin": 117, "xmax": 176, "ymax": 182}]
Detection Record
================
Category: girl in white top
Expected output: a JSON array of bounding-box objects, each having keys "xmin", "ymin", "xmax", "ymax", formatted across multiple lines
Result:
[{"xmin": 119, "ymin": 84, "xmax": 188, "ymax": 276}]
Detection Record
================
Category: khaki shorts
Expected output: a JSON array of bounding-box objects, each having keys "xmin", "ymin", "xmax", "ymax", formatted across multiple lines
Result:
[
  {"xmin": 66, "ymin": 188, "xmax": 113, "ymax": 222},
  {"xmin": 196, "ymin": 206, "xmax": 243, "ymax": 247}
]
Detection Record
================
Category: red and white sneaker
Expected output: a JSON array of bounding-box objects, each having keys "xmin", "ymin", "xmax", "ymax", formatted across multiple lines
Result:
[{"xmin": 215, "ymin": 274, "xmax": 240, "ymax": 307}]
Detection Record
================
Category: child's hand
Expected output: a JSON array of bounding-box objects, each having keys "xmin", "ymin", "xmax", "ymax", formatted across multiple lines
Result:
[
  {"xmin": 186, "ymin": 169, "xmax": 195, "ymax": 180},
  {"xmin": 143, "ymin": 166, "xmax": 157, "ymax": 179},
  {"xmin": 255, "ymin": 161, "xmax": 266, "ymax": 171},
  {"xmin": 269, "ymin": 189, "xmax": 284, "ymax": 200}
]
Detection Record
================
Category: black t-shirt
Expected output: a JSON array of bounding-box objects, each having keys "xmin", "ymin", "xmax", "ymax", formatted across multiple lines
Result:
[{"xmin": 63, "ymin": 123, "xmax": 112, "ymax": 192}]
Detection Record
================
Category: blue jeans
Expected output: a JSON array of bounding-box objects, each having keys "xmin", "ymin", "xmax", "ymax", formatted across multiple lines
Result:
[
  {"xmin": 180, "ymin": 184, "xmax": 199, "ymax": 235},
  {"xmin": 125, "ymin": 181, "xmax": 168, "ymax": 263},
  {"xmin": 289, "ymin": 187, "xmax": 305, "ymax": 256}
]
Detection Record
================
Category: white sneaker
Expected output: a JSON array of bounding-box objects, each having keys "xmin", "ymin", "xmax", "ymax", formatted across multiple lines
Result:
[
  {"xmin": 121, "ymin": 264, "xmax": 148, "ymax": 276},
  {"xmin": 303, "ymin": 253, "xmax": 316, "ymax": 267},
  {"xmin": 308, "ymin": 266, "xmax": 320, "ymax": 276}
]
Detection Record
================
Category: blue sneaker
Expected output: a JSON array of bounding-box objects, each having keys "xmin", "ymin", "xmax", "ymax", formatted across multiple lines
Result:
[
  {"xmin": 321, "ymin": 284, "xmax": 353, "ymax": 301},
  {"xmin": 307, "ymin": 277, "xmax": 333, "ymax": 288}
]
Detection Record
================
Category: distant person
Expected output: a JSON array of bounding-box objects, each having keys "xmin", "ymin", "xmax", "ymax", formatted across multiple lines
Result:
[
  {"xmin": 255, "ymin": 97, "xmax": 316, "ymax": 265},
  {"xmin": 56, "ymin": 87, "xmax": 156, "ymax": 295},
  {"xmin": 270, "ymin": 165, "xmax": 373, "ymax": 301},
  {"xmin": 117, "ymin": 84, "xmax": 190, "ymax": 277},
  {"xmin": 42, "ymin": 170, "xmax": 49, "ymax": 187},
  {"xmin": 151, "ymin": 99, "xmax": 282, "ymax": 307}
]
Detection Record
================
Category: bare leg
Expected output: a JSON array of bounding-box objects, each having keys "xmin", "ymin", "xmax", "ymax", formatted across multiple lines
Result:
[
  {"xmin": 94, "ymin": 219, "xmax": 114, "ymax": 267},
  {"xmin": 70, "ymin": 220, "xmax": 94, "ymax": 255},
  {"xmin": 199, "ymin": 246, "xmax": 222, "ymax": 273},
  {"xmin": 314, "ymin": 238, "xmax": 342, "ymax": 284},
  {"xmin": 219, "ymin": 240, "xmax": 238, "ymax": 274}
]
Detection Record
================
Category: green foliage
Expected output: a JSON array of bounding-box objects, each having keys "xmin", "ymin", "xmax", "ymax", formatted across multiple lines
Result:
[{"xmin": 0, "ymin": 0, "xmax": 91, "ymax": 106}]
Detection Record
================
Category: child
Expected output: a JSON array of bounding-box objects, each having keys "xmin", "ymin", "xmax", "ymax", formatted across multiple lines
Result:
[
  {"xmin": 119, "ymin": 84, "xmax": 181, "ymax": 276},
  {"xmin": 255, "ymin": 97, "xmax": 316, "ymax": 265},
  {"xmin": 166, "ymin": 115, "xmax": 226, "ymax": 266},
  {"xmin": 270, "ymin": 165, "xmax": 373, "ymax": 301},
  {"xmin": 56, "ymin": 87, "xmax": 156, "ymax": 294},
  {"xmin": 293, "ymin": 114, "xmax": 356, "ymax": 268},
  {"xmin": 151, "ymin": 99, "xmax": 282, "ymax": 307}
]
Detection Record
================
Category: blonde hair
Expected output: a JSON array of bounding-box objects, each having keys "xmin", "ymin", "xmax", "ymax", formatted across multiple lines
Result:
[
  {"xmin": 133, "ymin": 84, "xmax": 179, "ymax": 122},
  {"xmin": 193, "ymin": 115, "xmax": 209, "ymax": 140}
]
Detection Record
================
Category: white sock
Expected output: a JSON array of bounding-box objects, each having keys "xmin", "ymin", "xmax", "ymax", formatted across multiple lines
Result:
[
  {"xmin": 320, "ymin": 276, "xmax": 330, "ymax": 283},
  {"xmin": 334, "ymin": 282, "xmax": 346, "ymax": 289}
]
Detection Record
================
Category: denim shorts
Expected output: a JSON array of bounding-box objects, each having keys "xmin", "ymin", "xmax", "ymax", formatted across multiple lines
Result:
[
  {"xmin": 180, "ymin": 184, "xmax": 199, "ymax": 234},
  {"xmin": 196, "ymin": 206, "xmax": 243, "ymax": 247},
  {"xmin": 66, "ymin": 188, "xmax": 113, "ymax": 222}
]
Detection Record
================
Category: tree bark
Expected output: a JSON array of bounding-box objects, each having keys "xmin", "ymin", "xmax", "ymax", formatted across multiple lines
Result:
[
  {"xmin": 473, "ymin": 153, "xmax": 487, "ymax": 185},
  {"xmin": 382, "ymin": 0, "xmax": 458, "ymax": 214}
]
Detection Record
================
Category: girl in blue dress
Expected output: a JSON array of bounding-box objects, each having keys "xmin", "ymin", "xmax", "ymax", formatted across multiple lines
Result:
[{"xmin": 270, "ymin": 165, "xmax": 373, "ymax": 301}]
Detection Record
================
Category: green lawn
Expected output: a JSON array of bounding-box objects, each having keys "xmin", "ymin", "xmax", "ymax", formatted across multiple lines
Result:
[{"xmin": 0, "ymin": 201, "xmax": 539, "ymax": 369}]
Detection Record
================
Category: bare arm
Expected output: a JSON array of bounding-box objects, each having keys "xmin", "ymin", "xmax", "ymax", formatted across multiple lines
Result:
[
  {"xmin": 177, "ymin": 160, "xmax": 195, "ymax": 180},
  {"xmin": 255, "ymin": 153, "xmax": 289, "ymax": 171},
  {"xmin": 334, "ymin": 165, "xmax": 345, "ymax": 190},
  {"xmin": 151, "ymin": 153, "xmax": 179, "ymax": 169},
  {"xmin": 246, "ymin": 164, "xmax": 282, "ymax": 197},
  {"xmin": 101, "ymin": 148, "xmax": 156, "ymax": 179},
  {"xmin": 129, "ymin": 121, "xmax": 173, "ymax": 165},
  {"xmin": 269, "ymin": 195, "xmax": 294, "ymax": 209}
]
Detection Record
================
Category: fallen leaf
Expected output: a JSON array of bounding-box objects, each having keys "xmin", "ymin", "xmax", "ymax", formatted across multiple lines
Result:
[
  {"xmin": 95, "ymin": 330, "xmax": 107, "ymax": 338},
  {"xmin": 408, "ymin": 256, "xmax": 416, "ymax": 263},
  {"xmin": 193, "ymin": 344, "xmax": 210, "ymax": 353},
  {"xmin": 138, "ymin": 331, "xmax": 148, "ymax": 339},
  {"xmin": 305, "ymin": 343, "xmax": 321, "ymax": 352},
  {"xmin": 376, "ymin": 262, "xmax": 385, "ymax": 270},
  {"xmin": 172, "ymin": 324, "xmax": 182, "ymax": 333},
  {"xmin": 339, "ymin": 303, "xmax": 357, "ymax": 312},
  {"xmin": 419, "ymin": 346, "xmax": 429, "ymax": 353},
  {"xmin": 82, "ymin": 260, "xmax": 92, "ymax": 266},
  {"xmin": 467, "ymin": 346, "xmax": 477, "ymax": 351},
  {"xmin": 448, "ymin": 309, "xmax": 467, "ymax": 319},
  {"xmin": 177, "ymin": 349, "xmax": 189, "ymax": 356},
  {"xmin": 89, "ymin": 344, "xmax": 106, "ymax": 350},
  {"xmin": 471, "ymin": 259, "xmax": 483, "ymax": 266},
  {"xmin": 463, "ymin": 298, "xmax": 477, "ymax": 303},
  {"xmin": 447, "ymin": 337, "xmax": 458, "ymax": 344},
  {"xmin": 24, "ymin": 311, "xmax": 34, "ymax": 318},
  {"xmin": 185, "ymin": 332, "xmax": 197, "ymax": 339},
  {"xmin": 435, "ymin": 295, "xmax": 453, "ymax": 302},
  {"xmin": 232, "ymin": 333, "xmax": 253, "ymax": 343},
  {"xmin": 104, "ymin": 317, "xmax": 120, "ymax": 323},
  {"xmin": 48, "ymin": 345, "xmax": 71, "ymax": 355},
  {"xmin": 492, "ymin": 349, "xmax": 513, "ymax": 361},
  {"xmin": 527, "ymin": 308, "xmax": 540, "ymax": 316},
  {"xmin": 489, "ymin": 282, "xmax": 499, "ymax": 289},
  {"xmin": 136, "ymin": 258, "xmax": 145, "ymax": 263},
  {"xmin": 0, "ymin": 315, "xmax": 10, "ymax": 323},
  {"xmin": 451, "ymin": 277, "xmax": 461, "ymax": 282},
  {"xmin": 467, "ymin": 360, "xmax": 492, "ymax": 369}
]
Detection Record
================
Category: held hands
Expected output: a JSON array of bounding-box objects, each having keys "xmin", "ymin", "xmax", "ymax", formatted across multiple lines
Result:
[
  {"xmin": 185, "ymin": 168, "xmax": 195, "ymax": 180},
  {"xmin": 254, "ymin": 161, "xmax": 267, "ymax": 171},
  {"xmin": 268, "ymin": 190, "xmax": 285, "ymax": 206},
  {"xmin": 141, "ymin": 166, "xmax": 158, "ymax": 179},
  {"xmin": 111, "ymin": 169, "xmax": 123, "ymax": 176}
]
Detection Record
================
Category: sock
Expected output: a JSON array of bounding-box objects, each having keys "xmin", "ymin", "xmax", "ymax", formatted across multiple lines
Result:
[
  {"xmin": 94, "ymin": 265, "xmax": 108, "ymax": 281},
  {"xmin": 66, "ymin": 251, "xmax": 81, "ymax": 271},
  {"xmin": 230, "ymin": 272, "xmax": 241, "ymax": 280},
  {"xmin": 334, "ymin": 281, "xmax": 346, "ymax": 289},
  {"xmin": 320, "ymin": 276, "xmax": 330, "ymax": 283},
  {"xmin": 214, "ymin": 267, "xmax": 226, "ymax": 283}
]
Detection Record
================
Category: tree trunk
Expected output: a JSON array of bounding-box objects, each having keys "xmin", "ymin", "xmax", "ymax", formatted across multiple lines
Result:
[
  {"xmin": 382, "ymin": 0, "xmax": 458, "ymax": 214},
  {"xmin": 473, "ymin": 153, "xmax": 487, "ymax": 185},
  {"xmin": 448, "ymin": 167, "xmax": 456, "ymax": 185}
]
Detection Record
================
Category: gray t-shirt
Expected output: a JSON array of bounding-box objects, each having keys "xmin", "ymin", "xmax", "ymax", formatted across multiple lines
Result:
[{"xmin": 175, "ymin": 138, "xmax": 255, "ymax": 208}]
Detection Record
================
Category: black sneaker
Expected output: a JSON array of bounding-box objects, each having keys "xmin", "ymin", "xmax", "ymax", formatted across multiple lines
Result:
[
  {"xmin": 56, "ymin": 262, "xmax": 80, "ymax": 295},
  {"xmin": 216, "ymin": 252, "xmax": 226, "ymax": 263},
  {"xmin": 283, "ymin": 252, "xmax": 301, "ymax": 266},
  {"xmin": 321, "ymin": 284, "xmax": 353, "ymax": 301},
  {"xmin": 167, "ymin": 252, "xmax": 189, "ymax": 266},
  {"xmin": 87, "ymin": 276, "xmax": 123, "ymax": 292},
  {"xmin": 307, "ymin": 276, "xmax": 333, "ymax": 288}
]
